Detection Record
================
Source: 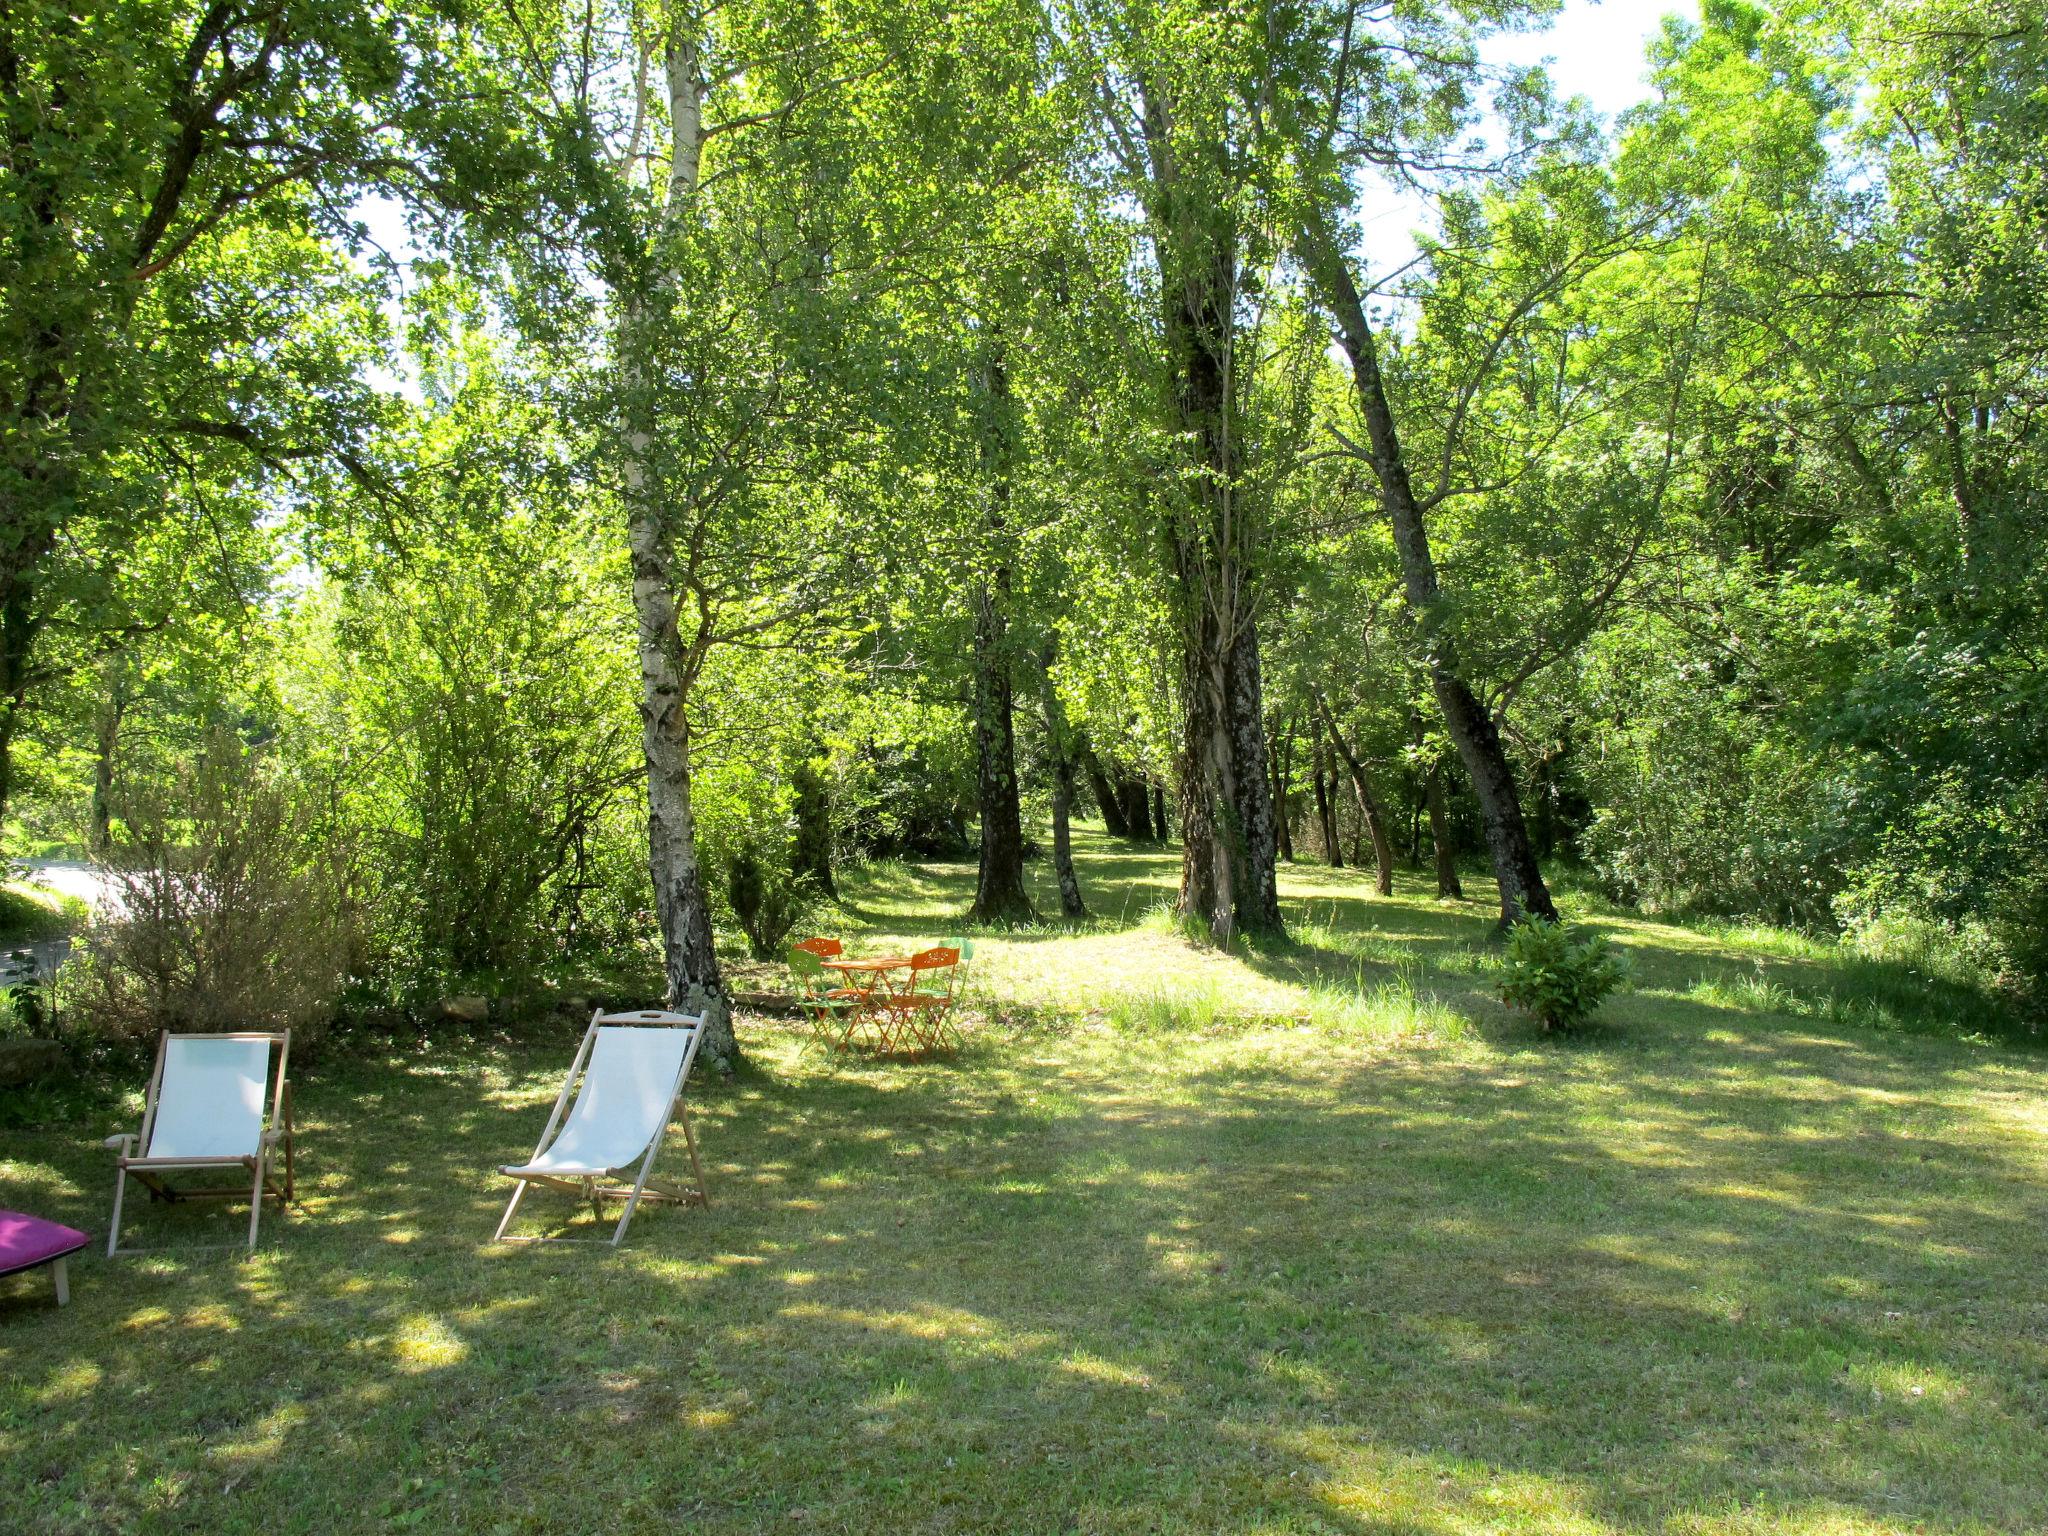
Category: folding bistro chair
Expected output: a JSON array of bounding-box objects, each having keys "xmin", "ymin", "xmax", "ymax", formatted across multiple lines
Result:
[
  {"xmin": 878, "ymin": 946, "xmax": 964, "ymax": 1055},
  {"xmin": 942, "ymin": 936, "xmax": 976, "ymax": 997},
  {"xmin": 788, "ymin": 945, "xmax": 863, "ymax": 1051},
  {"xmin": 494, "ymin": 1008, "xmax": 710, "ymax": 1247},
  {"xmin": 104, "ymin": 1031, "xmax": 295, "ymax": 1257}
]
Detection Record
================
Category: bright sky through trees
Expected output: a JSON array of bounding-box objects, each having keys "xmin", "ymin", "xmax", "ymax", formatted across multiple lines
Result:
[{"xmin": 1351, "ymin": 0, "xmax": 1679, "ymax": 281}]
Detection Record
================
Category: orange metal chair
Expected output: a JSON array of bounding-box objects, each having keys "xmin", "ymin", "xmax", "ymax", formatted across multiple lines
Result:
[
  {"xmin": 878, "ymin": 946, "xmax": 963, "ymax": 1055},
  {"xmin": 792, "ymin": 937, "xmax": 844, "ymax": 959}
]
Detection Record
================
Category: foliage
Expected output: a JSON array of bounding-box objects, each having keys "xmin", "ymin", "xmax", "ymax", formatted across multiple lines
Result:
[
  {"xmin": 723, "ymin": 841, "xmax": 822, "ymax": 962},
  {"xmin": 0, "ymin": 880, "xmax": 85, "ymax": 945},
  {"xmin": 281, "ymin": 358, "xmax": 642, "ymax": 999},
  {"xmin": 66, "ymin": 733, "xmax": 346, "ymax": 1049},
  {"xmin": 7, "ymin": 0, "xmax": 2048, "ymax": 1019},
  {"xmin": 1497, "ymin": 917, "xmax": 1630, "ymax": 1032}
]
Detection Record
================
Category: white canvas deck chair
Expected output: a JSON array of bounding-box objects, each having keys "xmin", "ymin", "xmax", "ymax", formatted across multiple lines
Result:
[
  {"xmin": 105, "ymin": 1031, "xmax": 295, "ymax": 1257},
  {"xmin": 494, "ymin": 1008, "xmax": 710, "ymax": 1247}
]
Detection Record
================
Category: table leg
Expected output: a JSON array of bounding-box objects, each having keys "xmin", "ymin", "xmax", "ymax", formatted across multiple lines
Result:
[{"xmin": 53, "ymin": 1256, "xmax": 69, "ymax": 1306}]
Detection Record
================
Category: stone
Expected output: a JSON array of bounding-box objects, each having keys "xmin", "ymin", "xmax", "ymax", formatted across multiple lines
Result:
[
  {"xmin": 438, "ymin": 995, "xmax": 490, "ymax": 1024},
  {"xmin": 0, "ymin": 1037, "xmax": 64, "ymax": 1087}
]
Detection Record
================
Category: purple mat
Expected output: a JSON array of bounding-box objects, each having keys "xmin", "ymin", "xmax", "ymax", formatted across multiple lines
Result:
[{"xmin": 0, "ymin": 1210, "xmax": 89, "ymax": 1277}]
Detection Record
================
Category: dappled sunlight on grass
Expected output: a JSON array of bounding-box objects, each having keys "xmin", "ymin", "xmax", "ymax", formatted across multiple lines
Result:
[{"xmin": 4, "ymin": 843, "xmax": 2047, "ymax": 1530}]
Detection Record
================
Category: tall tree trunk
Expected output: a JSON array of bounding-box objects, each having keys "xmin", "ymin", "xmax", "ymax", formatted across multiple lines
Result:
[
  {"xmin": 967, "ymin": 571, "xmax": 1033, "ymax": 922},
  {"xmin": 1310, "ymin": 724, "xmax": 1340, "ymax": 867},
  {"xmin": 1319, "ymin": 697, "xmax": 1395, "ymax": 897},
  {"xmin": 1119, "ymin": 769, "xmax": 1154, "ymax": 841},
  {"xmin": 627, "ymin": 491, "xmax": 732, "ymax": 1063},
  {"xmin": 1036, "ymin": 645, "xmax": 1088, "ymax": 920},
  {"xmin": 1174, "ymin": 611, "xmax": 1228, "ymax": 928},
  {"xmin": 1295, "ymin": 210, "xmax": 1556, "ymax": 926},
  {"xmin": 1150, "ymin": 780, "xmax": 1169, "ymax": 842},
  {"xmin": 1084, "ymin": 745, "xmax": 1132, "ymax": 837},
  {"xmin": 967, "ymin": 343, "xmax": 1035, "ymax": 926},
  {"xmin": 1048, "ymin": 755, "xmax": 1086, "ymax": 919},
  {"xmin": 1224, "ymin": 625, "xmax": 1282, "ymax": 930},
  {"xmin": 619, "ymin": 28, "xmax": 735, "ymax": 1066},
  {"xmin": 1141, "ymin": 79, "xmax": 1281, "ymax": 947},
  {"xmin": 1427, "ymin": 764, "xmax": 1463, "ymax": 900},
  {"xmin": 1270, "ymin": 722, "xmax": 1294, "ymax": 862}
]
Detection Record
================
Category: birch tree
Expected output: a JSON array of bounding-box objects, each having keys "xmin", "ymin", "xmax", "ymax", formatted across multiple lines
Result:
[{"xmin": 507, "ymin": 0, "xmax": 1039, "ymax": 1063}]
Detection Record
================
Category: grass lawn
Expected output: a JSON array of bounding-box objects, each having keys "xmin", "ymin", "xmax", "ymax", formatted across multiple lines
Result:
[
  {"xmin": 4, "ymin": 832, "xmax": 2047, "ymax": 1533},
  {"xmin": 0, "ymin": 881, "xmax": 87, "ymax": 948}
]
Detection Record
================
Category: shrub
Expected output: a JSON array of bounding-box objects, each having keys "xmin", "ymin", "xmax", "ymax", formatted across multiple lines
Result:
[
  {"xmin": 1498, "ymin": 917, "xmax": 1629, "ymax": 1032},
  {"xmin": 65, "ymin": 735, "xmax": 348, "ymax": 1050},
  {"xmin": 282, "ymin": 520, "xmax": 642, "ymax": 997},
  {"xmin": 725, "ymin": 845, "xmax": 820, "ymax": 961}
]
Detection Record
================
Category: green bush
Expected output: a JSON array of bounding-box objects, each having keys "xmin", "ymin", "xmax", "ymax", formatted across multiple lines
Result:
[
  {"xmin": 67, "ymin": 733, "xmax": 348, "ymax": 1051},
  {"xmin": 1498, "ymin": 917, "xmax": 1630, "ymax": 1032},
  {"xmin": 724, "ymin": 843, "xmax": 821, "ymax": 961}
]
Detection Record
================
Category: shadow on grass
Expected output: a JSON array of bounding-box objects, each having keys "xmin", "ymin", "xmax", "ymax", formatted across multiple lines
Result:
[{"xmin": 7, "ymin": 1005, "xmax": 2048, "ymax": 1533}]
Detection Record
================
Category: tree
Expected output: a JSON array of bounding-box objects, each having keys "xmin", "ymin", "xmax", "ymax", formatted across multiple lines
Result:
[
  {"xmin": 499, "ymin": 0, "xmax": 1043, "ymax": 1061},
  {"xmin": 0, "ymin": 0, "xmax": 540, "ymax": 844},
  {"xmin": 1065, "ymin": 0, "xmax": 1289, "ymax": 944}
]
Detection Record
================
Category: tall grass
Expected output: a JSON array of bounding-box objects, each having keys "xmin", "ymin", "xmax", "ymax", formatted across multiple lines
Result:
[
  {"xmin": 1687, "ymin": 953, "xmax": 2024, "ymax": 1042},
  {"xmin": 1104, "ymin": 979, "xmax": 1233, "ymax": 1034},
  {"xmin": 1103, "ymin": 967, "xmax": 1467, "ymax": 1043},
  {"xmin": 1305, "ymin": 972, "xmax": 1467, "ymax": 1042}
]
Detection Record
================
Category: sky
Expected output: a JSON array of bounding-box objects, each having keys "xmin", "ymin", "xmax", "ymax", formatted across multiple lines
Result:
[
  {"xmin": 1350, "ymin": 0, "xmax": 1687, "ymax": 282},
  {"xmin": 1489, "ymin": 0, "xmax": 1684, "ymax": 121}
]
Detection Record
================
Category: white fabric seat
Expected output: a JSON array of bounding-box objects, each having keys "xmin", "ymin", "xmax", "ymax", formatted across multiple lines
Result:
[
  {"xmin": 501, "ymin": 1027, "xmax": 691, "ymax": 1177},
  {"xmin": 105, "ymin": 1031, "xmax": 295, "ymax": 1257},
  {"xmin": 494, "ymin": 1009, "xmax": 710, "ymax": 1247},
  {"xmin": 146, "ymin": 1037, "xmax": 271, "ymax": 1159}
]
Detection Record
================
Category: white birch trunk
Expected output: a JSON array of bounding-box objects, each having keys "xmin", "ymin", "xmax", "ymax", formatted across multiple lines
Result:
[{"xmin": 617, "ymin": 20, "xmax": 736, "ymax": 1065}]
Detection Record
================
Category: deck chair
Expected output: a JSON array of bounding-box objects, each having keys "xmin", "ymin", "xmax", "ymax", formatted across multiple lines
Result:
[
  {"xmin": 104, "ymin": 1031, "xmax": 295, "ymax": 1257},
  {"xmin": 494, "ymin": 1008, "xmax": 709, "ymax": 1247},
  {"xmin": 788, "ymin": 945, "xmax": 863, "ymax": 1051}
]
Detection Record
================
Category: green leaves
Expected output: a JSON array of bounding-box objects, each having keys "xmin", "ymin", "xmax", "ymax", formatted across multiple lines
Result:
[{"xmin": 1498, "ymin": 916, "xmax": 1629, "ymax": 1031}]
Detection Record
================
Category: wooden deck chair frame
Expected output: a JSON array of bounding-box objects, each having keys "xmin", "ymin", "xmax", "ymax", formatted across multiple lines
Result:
[
  {"xmin": 493, "ymin": 1008, "xmax": 710, "ymax": 1248},
  {"xmin": 104, "ymin": 1030, "xmax": 295, "ymax": 1258}
]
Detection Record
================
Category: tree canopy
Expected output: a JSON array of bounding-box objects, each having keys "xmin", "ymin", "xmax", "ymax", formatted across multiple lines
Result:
[{"xmin": 9, "ymin": 0, "xmax": 2046, "ymax": 1054}]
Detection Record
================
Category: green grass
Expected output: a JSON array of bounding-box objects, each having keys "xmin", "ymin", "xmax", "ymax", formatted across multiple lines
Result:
[
  {"xmin": 0, "ymin": 880, "xmax": 87, "ymax": 948},
  {"xmin": 5, "ymin": 832, "xmax": 2047, "ymax": 1533}
]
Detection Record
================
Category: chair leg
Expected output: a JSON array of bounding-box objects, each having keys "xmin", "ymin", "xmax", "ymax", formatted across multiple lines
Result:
[
  {"xmin": 107, "ymin": 1166, "xmax": 130, "ymax": 1259},
  {"xmin": 53, "ymin": 1256, "xmax": 68, "ymax": 1306},
  {"xmin": 612, "ymin": 1150, "xmax": 660, "ymax": 1247},
  {"xmin": 680, "ymin": 1107, "xmax": 710, "ymax": 1207},
  {"xmin": 493, "ymin": 1180, "xmax": 530, "ymax": 1241},
  {"xmin": 246, "ymin": 1156, "xmax": 266, "ymax": 1252}
]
